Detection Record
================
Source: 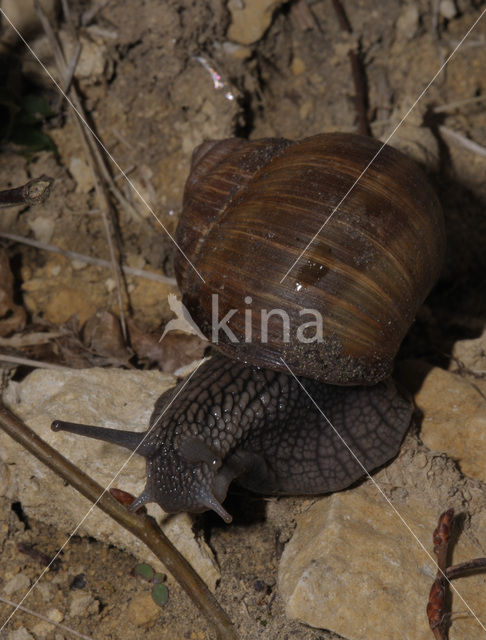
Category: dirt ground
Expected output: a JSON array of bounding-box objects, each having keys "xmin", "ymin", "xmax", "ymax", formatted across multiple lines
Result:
[{"xmin": 1, "ymin": 0, "xmax": 486, "ymax": 639}]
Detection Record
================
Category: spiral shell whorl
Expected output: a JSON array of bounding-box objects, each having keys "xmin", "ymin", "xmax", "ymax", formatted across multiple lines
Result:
[{"xmin": 175, "ymin": 133, "xmax": 445, "ymax": 385}]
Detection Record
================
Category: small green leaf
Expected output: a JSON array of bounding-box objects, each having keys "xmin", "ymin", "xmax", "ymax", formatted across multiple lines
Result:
[
  {"xmin": 22, "ymin": 94, "xmax": 55, "ymax": 118},
  {"xmin": 153, "ymin": 572, "xmax": 166, "ymax": 585},
  {"xmin": 134, "ymin": 563, "xmax": 154, "ymax": 580},
  {"xmin": 10, "ymin": 126, "xmax": 57, "ymax": 153},
  {"xmin": 151, "ymin": 583, "xmax": 168, "ymax": 607}
]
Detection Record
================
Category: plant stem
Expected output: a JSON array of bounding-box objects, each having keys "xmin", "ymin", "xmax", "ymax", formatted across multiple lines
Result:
[{"xmin": 0, "ymin": 176, "xmax": 53, "ymax": 208}]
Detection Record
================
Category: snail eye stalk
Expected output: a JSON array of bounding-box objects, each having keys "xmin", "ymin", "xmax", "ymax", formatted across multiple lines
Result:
[{"xmin": 51, "ymin": 420, "xmax": 150, "ymax": 456}]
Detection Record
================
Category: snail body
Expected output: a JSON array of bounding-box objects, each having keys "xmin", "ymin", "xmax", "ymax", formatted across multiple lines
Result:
[
  {"xmin": 52, "ymin": 133, "xmax": 445, "ymax": 522},
  {"xmin": 52, "ymin": 355, "xmax": 412, "ymax": 523}
]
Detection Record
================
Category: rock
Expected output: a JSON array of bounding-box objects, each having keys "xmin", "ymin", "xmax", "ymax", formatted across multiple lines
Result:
[
  {"xmin": 452, "ymin": 326, "xmax": 486, "ymax": 374},
  {"xmin": 69, "ymin": 592, "xmax": 100, "ymax": 617},
  {"xmin": 290, "ymin": 57, "xmax": 306, "ymax": 76},
  {"xmin": 47, "ymin": 608, "xmax": 64, "ymax": 623},
  {"xmin": 7, "ymin": 628, "xmax": 35, "ymax": 640},
  {"xmin": 3, "ymin": 573, "xmax": 31, "ymax": 596},
  {"xmin": 440, "ymin": 0, "xmax": 457, "ymax": 20},
  {"xmin": 227, "ymin": 0, "xmax": 287, "ymax": 45},
  {"xmin": 69, "ymin": 157, "xmax": 95, "ymax": 194},
  {"xmin": 1, "ymin": 367, "xmax": 220, "ymax": 589},
  {"xmin": 36, "ymin": 582, "xmax": 59, "ymax": 602},
  {"xmin": 31, "ymin": 608, "xmax": 64, "ymax": 637},
  {"xmin": 383, "ymin": 125, "xmax": 439, "ymax": 172},
  {"xmin": 127, "ymin": 592, "xmax": 161, "ymax": 626},
  {"xmin": 163, "ymin": 514, "xmax": 220, "ymax": 590},
  {"xmin": 397, "ymin": 361, "xmax": 486, "ymax": 483},
  {"xmin": 43, "ymin": 287, "xmax": 98, "ymax": 326},
  {"xmin": 221, "ymin": 41, "xmax": 253, "ymax": 60},
  {"xmin": 28, "ymin": 215, "xmax": 56, "ymax": 244},
  {"xmin": 278, "ymin": 387, "xmax": 486, "ymax": 640},
  {"xmin": 395, "ymin": 3, "xmax": 420, "ymax": 41},
  {"xmin": 279, "ymin": 480, "xmax": 486, "ymax": 640},
  {"xmin": 59, "ymin": 31, "xmax": 107, "ymax": 80},
  {"xmin": 21, "ymin": 253, "xmax": 177, "ymax": 329}
]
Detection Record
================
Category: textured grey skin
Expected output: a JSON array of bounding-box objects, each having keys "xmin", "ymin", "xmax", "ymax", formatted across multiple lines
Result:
[{"xmin": 53, "ymin": 355, "xmax": 412, "ymax": 521}]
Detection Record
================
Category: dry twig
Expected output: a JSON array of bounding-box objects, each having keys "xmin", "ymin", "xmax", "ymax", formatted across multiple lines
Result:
[
  {"xmin": 427, "ymin": 508, "xmax": 486, "ymax": 639},
  {"xmin": 0, "ymin": 331, "xmax": 64, "ymax": 348},
  {"xmin": 0, "ymin": 231, "xmax": 177, "ymax": 285},
  {"xmin": 439, "ymin": 126, "xmax": 486, "ymax": 158},
  {"xmin": 0, "ymin": 353, "xmax": 72, "ymax": 371},
  {"xmin": 331, "ymin": 0, "xmax": 371, "ymax": 137},
  {"xmin": 34, "ymin": 0, "xmax": 131, "ymax": 342},
  {"xmin": 0, "ymin": 176, "xmax": 53, "ymax": 208},
  {"xmin": 433, "ymin": 94, "xmax": 486, "ymax": 114},
  {"xmin": 0, "ymin": 596, "xmax": 94, "ymax": 640}
]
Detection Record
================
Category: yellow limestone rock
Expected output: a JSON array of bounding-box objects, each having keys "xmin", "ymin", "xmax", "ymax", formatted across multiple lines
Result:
[
  {"xmin": 227, "ymin": 0, "xmax": 288, "ymax": 45},
  {"xmin": 399, "ymin": 362, "xmax": 486, "ymax": 483},
  {"xmin": 279, "ymin": 483, "xmax": 486, "ymax": 640}
]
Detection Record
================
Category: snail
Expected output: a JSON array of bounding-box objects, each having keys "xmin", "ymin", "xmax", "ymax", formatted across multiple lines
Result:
[{"xmin": 52, "ymin": 133, "xmax": 445, "ymax": 523}]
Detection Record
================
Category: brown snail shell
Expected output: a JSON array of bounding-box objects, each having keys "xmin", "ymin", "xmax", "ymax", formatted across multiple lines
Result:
[{"xmin": 174, "ymin": 132, "xmax": 445, "ymax": 385}]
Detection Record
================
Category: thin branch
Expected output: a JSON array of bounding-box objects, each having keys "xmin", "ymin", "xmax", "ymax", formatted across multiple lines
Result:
[
  {"xmin": 446, "ymin": 558, "xmax": 486, "ymax": 580},
  {"xmin": 0, "ymin": 354, "xmax": 72, "ymax": 371},
  {"xmin": 0, "ymin": 231, "xmax": 177, "ymax": 285},
  {"xmin": 0, "ymin": 596, "xmax": 95, "ymax": 640},
  {"xmin": 0, "ymin": 402, "xmax": 238, "ymax": 640},
  {"xmin": 34, "ymin": 1, "xmax": 130, "ymax": 341},
  {"xmin": 62, "ymin": 42, "xmax": 82, "ymax": 93},
  {"xmin": 427, "ymin": 508, "xmax": 486, "ymax": 639},
  {"xmin": 433, "ymin": 94, "xmax": 486, "ymax": 114},
  {"xmin": 331, "ymin": 0, "xmax": 371, "ymax": 137},
  {"xmin": 0, "ymin": 176, "xmax": 53, "ymax": 208},
  {"xmin": 0, "ymin": 331, "xmax": 64, "ymax": 348},
  {"xmin": 427, "ymin": 508, "xmax": 454, "ymax": 639},
  {"xmin": 439, "ymin": 125, "xmax": 486, "ymax": 158},
  {"xmin": 81, "ymin": 0, "xmax": 109, "ymax": 26}
]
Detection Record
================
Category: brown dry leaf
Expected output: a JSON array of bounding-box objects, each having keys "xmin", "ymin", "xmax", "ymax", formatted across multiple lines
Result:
[
  {"xmin": 128, "ymin": 319, "xmax": 207, "ymax": 372},
  {"xmin": 0, "ymin": 249, "xmax": 26, "ymax": 337},
  {"xmin": 82, "ymin": 310, "xmax": 132, "ymax": 364}
]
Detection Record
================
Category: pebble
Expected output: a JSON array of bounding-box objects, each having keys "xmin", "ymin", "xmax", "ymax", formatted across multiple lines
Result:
[
  {"xmin": 395, "ymin": 3, "xmax": 420, "ymax": 40},
  {"xmin": 7, "ymin": 628, "xmax": 35, "ymax": 640},
  {"xmin": 36, "ymin": 582, "xmax": 58, "ymax": 602},
  {"xmin": 69, "ymin": 592, "xmax": 100, "ymax": 617},
  {"xmin": 227, "ymin": 0, "xmax": 286, "ymax": 45},
  {"xmin": 452, "ymin": 326, "xmax": 486, "ymax": 374},
  {"xmin": 127, "ymin": 592, "xmax": 161, "ymax": 626},
  {"xmin": 32, "ymin": 609, "xmax": 63, "ymax": 638},
  {"xmin": 383, "ymin": 125, "xmax": 439, "ymax": 171},
  {"xmin": 69, "ymin": 157, "xmax": 95, "ymax": 194},
  {"xmin": 59, "ymin": 32, "xmax": 107, "ymax": 80},
  {"xmin": 440, "ymin": 0, "xmax": 457, "ymax": 19},
  {"xmin": 3, "ymin": 573, "xmax": 30, "ymax": 596},
  {"xmin": 28, "ymin": 216, "xmax": 55, "ymax": 244}
]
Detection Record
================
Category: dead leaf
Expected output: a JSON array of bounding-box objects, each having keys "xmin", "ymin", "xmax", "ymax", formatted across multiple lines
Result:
[
  {"xmin": 128, "ymin": 319, "xmax": 207, "ymax": 372},
  {"xmin": 82, "ymin": 310, "xmax": 132, "ymax": 363}
]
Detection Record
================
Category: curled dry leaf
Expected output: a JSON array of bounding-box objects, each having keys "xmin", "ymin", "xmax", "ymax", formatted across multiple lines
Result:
[
  {"xmin": 127, "ymin": 318, "xmax": 207, "ymax": 373},
  {"xmin": 0, "ymin": 249, "xmax": 26, "ymax": 337}
]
